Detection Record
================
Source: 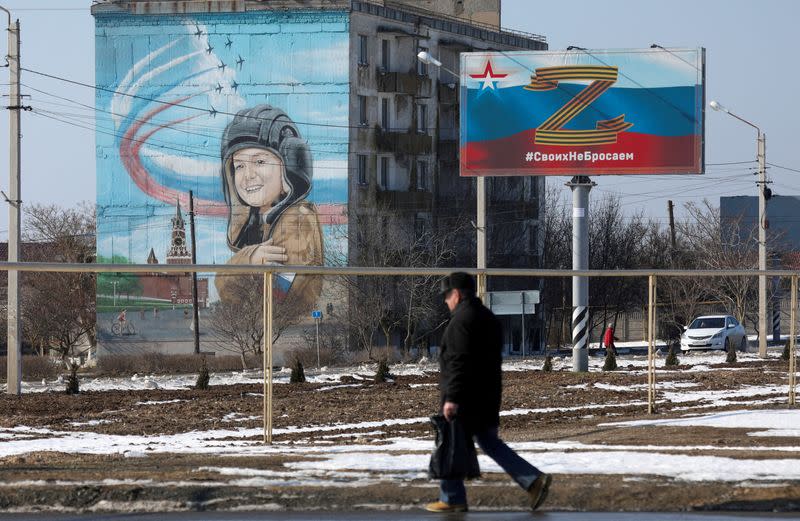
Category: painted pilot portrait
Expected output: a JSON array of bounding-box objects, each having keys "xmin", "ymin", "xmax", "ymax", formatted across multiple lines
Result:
[{"xmin": 216, "ymin": 105, "xmax": 323, "ymax": 312}]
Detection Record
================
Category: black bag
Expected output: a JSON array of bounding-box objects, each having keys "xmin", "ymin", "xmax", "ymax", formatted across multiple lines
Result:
[{"xmin": 428, "ymin": 414, "xmax": 481, "ymax": 480}]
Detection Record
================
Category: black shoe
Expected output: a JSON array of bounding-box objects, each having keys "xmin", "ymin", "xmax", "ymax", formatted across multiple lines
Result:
[{"xmin": 528, "ymin": 473, "xmax": 552, "ymax": 511}]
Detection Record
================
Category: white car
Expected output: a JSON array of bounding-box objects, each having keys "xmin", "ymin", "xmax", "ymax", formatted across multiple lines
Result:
[{"xmin": 680, "ymin": 315, "xmax": 748, "ymax": 352}]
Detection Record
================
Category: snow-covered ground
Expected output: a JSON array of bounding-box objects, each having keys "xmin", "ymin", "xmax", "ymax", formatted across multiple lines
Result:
[
  {"xmin": 2, "ymin": 349, "xmax": 780, "ymax": 393},
  {"xmin": 2, "ymin": 351, "xmax": 798, "ymax": 490},
  {"xmin": 2, "ymin": 409, "xmax": 800, "ymax": 484}
]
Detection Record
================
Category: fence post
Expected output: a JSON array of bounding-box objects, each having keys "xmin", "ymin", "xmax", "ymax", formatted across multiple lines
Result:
[
  {"xmin": 648, "ymin": 275, "xmax": 657, "ymax": 414},
  {"xmin": 789, "ymin": 275, "xmax": 797, "ymax": 406},
  {"xmin": 263, "ymin": 270, "xmax": 274, "ymax": 444}
]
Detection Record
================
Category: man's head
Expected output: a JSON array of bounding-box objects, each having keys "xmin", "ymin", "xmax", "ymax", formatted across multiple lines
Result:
[{"xmin": 439, "ymin": 272, "xmax": 476, "ymax": 312}]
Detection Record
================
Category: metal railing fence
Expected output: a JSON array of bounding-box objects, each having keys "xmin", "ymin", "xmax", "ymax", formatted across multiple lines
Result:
[{"xmin": 1, "ymin": 261, "xmax": 797, "ymax": 443}]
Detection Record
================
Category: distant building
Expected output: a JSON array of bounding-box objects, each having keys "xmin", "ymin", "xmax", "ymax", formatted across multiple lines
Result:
[{"xmin": 720, "ymin": 195, "xmax": 800, "ymax": 264}]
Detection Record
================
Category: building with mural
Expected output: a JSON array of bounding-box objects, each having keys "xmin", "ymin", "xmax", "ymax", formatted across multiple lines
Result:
[{"xmin": 91, "ymin": 0, "xmax": 547, "ymax": 356}]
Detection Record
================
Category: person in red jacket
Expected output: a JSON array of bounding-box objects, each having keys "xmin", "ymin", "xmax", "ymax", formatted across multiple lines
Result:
[{"xmin": 602, "ymin": 323, "xmax": 618, "ymax": 355}]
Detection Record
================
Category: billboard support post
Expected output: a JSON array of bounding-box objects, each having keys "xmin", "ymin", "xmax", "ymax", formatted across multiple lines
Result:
[{"xmin": 568, "ymin": 176, "xmax": 594, "ymax": 372}]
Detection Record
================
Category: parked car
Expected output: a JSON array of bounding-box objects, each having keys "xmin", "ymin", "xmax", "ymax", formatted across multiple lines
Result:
[{"xmin": 680, "ymin": 315, "xmax": 747, "ymax": 352}]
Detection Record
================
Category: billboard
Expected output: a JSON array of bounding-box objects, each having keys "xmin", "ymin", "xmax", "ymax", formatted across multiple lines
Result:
[
  {"xmin": 460, "ymin": 48, "xmax": 705, "ymax": 176},
  {"xmin": 94, "ymin": 11, "xmax": 349, "ymax": 353}
]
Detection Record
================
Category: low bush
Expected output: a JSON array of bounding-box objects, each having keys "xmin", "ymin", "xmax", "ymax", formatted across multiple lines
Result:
[
  {"xmin": 65, "ymin": 363, "xmax": 80, "ymax": 395},
  {"xmin": 283, "ymin": 345, "xmax": 338, "ymax": 369},
  {"xmin": 95, "ymin": 353, "xmax": 251, "ymax": 376},
  {"xmin": 602, "ymin": 350, "xmax": 617, "ymax": 371},
  {"xmin": 290, "ymin": 359, "xmax": 306, "ymax": 383},
  {"xmin": 782, "ymin": 340, "xmax": 791, "ymax": 362},
  {"xmin": 726, "ymin": 343, "xmax": 737, "ymax": 363},
  {"xmin": 0, "ymin": 356, "xmax": 61, "ymax": 382},
  {"xmin": 195, "ymin": 358, "xmax": 210, "ymax": 390},
  {"xmin": 542, "ymin": 355, "xmax": 553, "ymax": 372},
  {"xmin": 375, "ymin": 359, "xmax": 392, "ymax": 382}
]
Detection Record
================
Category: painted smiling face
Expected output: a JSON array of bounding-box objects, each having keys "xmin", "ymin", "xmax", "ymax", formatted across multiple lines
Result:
[{"xmin": 232, "ymin": 147, "xmax": 287, "ymax": 210}]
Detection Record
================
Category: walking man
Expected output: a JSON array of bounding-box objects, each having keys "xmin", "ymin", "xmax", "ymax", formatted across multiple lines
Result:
[{"xmin": 426, "ymin": 272, "xmax": 551, "ymax": 513}]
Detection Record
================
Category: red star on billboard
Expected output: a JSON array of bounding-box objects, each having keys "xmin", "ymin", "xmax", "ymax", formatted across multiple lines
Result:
[{"xmin": 469, "ymin": 60, "xmax": 508, "ymax": 90}]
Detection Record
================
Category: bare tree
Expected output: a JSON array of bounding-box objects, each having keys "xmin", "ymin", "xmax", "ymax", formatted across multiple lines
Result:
[
  {"xmin": 207, "ymin": 273, "xmax": 304, "ymax": 369},
  {"xmin": 678, "ymin": 200, "xmax": 759, "ymax": 328},
  {"xmin": 21, "ymin": 202, "xmax": 96, "ymax": 365}
]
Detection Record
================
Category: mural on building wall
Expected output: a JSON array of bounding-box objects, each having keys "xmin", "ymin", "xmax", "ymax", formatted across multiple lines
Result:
[{"xmin": 94, "ymin": 11, "xmax": 349, "ymax": 352}]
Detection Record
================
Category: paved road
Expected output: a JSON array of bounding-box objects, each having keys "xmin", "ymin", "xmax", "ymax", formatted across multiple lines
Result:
[{"xmin": 1, "ymin": 512, "xmax": 798, "ymax": 521}]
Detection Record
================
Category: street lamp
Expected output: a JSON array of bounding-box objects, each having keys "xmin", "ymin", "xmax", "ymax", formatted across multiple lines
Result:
[
  {"xmin": 709, "ymin": 99, "xmax": 768, "ymax": 357},
  {"xmin": 416, "ymin": 51, "xmax": 487, "ymax": 300}
]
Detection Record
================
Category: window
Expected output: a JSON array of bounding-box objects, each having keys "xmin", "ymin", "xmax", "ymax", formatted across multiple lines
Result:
[
  {"xmin": 379, "ymin": 156, "xmax": 390, "ymax": 189},
  {"xmin": 381, "ymin": 39, "xmax": 390, "ymax": 71},
  {"xmin": 416, "ymin": 160, "xmax": 428, "ymax": 191},
  {"xmin": 381, "ymin": 97, "xmax": 390, "ymax": 130},
  {"xmin": 358, "ymin": 35, "xmax": 368, "ymax": 65},
  {"xmin": 358, "ymin": 95, "xmax": 368, "ymax": 126},
  {"xmin": 417, "ymin": 103, "xmax": 427, "ymax": 133},
  {"xmin": 417, "ymin": 46, "xmax": 428, "ymax": 75},
  {"xmin": 357, "ymin": 154, "xmax": 367, "ymax": 185},
  {"xmin": 414, "ymin": 213, "xmax": 429, "ymax": 237}
]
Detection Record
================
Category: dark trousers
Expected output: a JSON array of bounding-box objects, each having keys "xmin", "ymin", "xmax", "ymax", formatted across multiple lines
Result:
[{"xmin": 439, "ymin": 426, "xmax": 542, "ymax": 504}]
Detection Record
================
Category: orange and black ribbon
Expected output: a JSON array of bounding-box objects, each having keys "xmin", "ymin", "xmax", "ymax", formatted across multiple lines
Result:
[{"xmin": 524, "ymin": 65, "xmax": 633, "ymax": 146}]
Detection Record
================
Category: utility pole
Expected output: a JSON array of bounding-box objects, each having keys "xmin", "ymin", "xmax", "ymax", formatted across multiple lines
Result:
[
  {"xmin": 568, "ymin": 176, "xmax": 594, "ymax": 372},
  {"xmin": 4, "ymin": 8, "xmax": 22, "ymax": 396},
  {"xmin": 757, "ymin": 133, "xmax": 767, "ymax": 357},
  {"xmin": 667, "ymin": 200, "xmax": 676, "ymax": 251},
  {"xmin": 189, "ymin": 191, "xmax": 200, "ymax": 355}
]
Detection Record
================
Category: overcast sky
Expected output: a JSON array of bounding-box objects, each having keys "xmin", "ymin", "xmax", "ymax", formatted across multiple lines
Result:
[{"xmin": 0, "ymin": 0, "xmax": 797, "ymax": 238}]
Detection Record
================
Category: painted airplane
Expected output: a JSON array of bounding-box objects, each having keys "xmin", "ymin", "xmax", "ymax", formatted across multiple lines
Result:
[
  {"xmin": 230, "ymin": 80, "xmax": 239, "ymax": 92},
  {"xmin": 215, "ymin": 83, "xmax": 223, "ymax": 94},
  {"xmin": 217, "ymin": 61, "xmax": 227, "ymax": 72},
  {"xmin": 208, "ymin": 106, "xmax": 218, "ymax": 118},
  {"xmin": 206, "ymin": 43, "xmax": 214, "ymax": 54},
  {"xmin": 225, "ymin": 36, "xmax": 233, "ymax": 49},
  {"xmin": 193, "ymin": 24, "xmax": 203, "ymax": 37},
  {"xmin": 235, "ymin": 55, "xmax": 245, "ymax": 69}
]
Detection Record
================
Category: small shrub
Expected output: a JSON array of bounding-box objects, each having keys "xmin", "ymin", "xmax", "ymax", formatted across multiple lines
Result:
[
  {"xmin": 726, "ymin": 343, "xmax": 737, "ymax": 364},
  {"xmin": 195, "ymin": 358, "xmax": 210, "ymax": 390},
  {"xmin": 290, "ymin": 359, "xmax": 306, "ymax": 383},
  {"xmin": 665, "ymin": 343, "xmax": 680, "ymax": 367},
  {"xmin": 65, "ymin": 363, "xmax": 80, "ymax": 395},
  {"xmin": 542, "ymin": 355, "xmax": 553, "ymax": 372},
  {"xmin": 602, "ymin": 350, "xmax": 617, "ymax": 371},
  {"xmin": 782, "ymin": 340, "xmax": 791, "ymax": 362},
  {"xmin": 375, "ymin": 359, "xmax": 392, "ymax": 382}
]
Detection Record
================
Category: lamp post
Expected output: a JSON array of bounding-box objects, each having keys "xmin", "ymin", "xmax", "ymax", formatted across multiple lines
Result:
[
  {"xmin": 710, "ymin": 100, "xmax": 768, "ymax": 358},
  {"xmin": 417, "ymin": 51, "xmax": 487, "ymax": 300}
]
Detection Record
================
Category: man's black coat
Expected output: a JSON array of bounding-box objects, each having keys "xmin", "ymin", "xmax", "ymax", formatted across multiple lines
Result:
[{"xmin": 439, "ymin": 296, "xmax": 503, "ymax": 433}]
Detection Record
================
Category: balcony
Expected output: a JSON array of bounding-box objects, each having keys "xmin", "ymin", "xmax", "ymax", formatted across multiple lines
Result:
[
  {"xmin": 377, "ymin": 70, "xmax": 432, "ymax": 98},
  {"xmin": 376, "ymin": 128, "xmax": 432, "ymax": 155},
  {"xmin": 376, "ymin": 189, "xmax": 433, "ymax": 209},
  {"xmin": 438, "ymin": 83, "xmax": 458, "ymax": 105}
]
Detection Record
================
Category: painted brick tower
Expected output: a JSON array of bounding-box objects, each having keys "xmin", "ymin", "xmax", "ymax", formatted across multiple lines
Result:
[{"xmin": 166, "ymin": 201, "xmax": 191, "ymax": 265}]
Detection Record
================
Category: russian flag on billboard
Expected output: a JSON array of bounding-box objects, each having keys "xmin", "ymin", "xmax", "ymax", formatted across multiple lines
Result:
[{"xmin": 459, "ymin": 48, "xmax": 705, "ymax": 176}]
